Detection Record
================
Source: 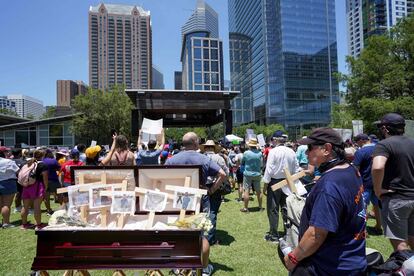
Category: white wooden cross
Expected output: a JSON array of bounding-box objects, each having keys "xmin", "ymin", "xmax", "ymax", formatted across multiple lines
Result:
[
  {"xmin": 134, "ymin": 187, "xmax": 173, "ymax": 229},
  {"xmin": 271, "ymin": 168, "xmax": 306, "ymax": 194},
  {"xmin": 165, "ymin": 176, "xmax": 207, "ymax": 221}
]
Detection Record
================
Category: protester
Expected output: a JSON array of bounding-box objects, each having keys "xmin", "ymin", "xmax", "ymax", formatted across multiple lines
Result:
[
  {"xmin": 352, "ymin": 133, "xmax": 382, "ymax": 235},
  {"xmin": 200, "ymin": 140, "xmax": 229, "ymax": 245},
  {"xmin": 165, "ymin": 132, "xmax": 226, "ymax": 275},
  {"xmin": 136, "ymin": 128, "xmax": 165, "ymax": 165},
  {"xmin": 240, "ymin": 138, "xmax": 263, "ymax": 212},
  {"xmin": 296, "ymin": 138, "xmax": 309, "ymax": 169},
  {"xmin": 42, "ymin": 149, "xmax": 61, "ymax": 215},
  {"xmin": 77, "ymin": 144, "xmax": 87, "ymax": 163},
  {"xmin": 85, "ymin": 145, "xmax": 102, "ymax": 166},
  {"xmin": 20, "ymin": 149, "xmax": 49, "ymax": 230},
  {"xmin": 372, "ymin": 113, "xmax": 414, "ymax": 251},
  {"xmin": 100, "ymin": 134, "xmax": 135, "ymax": 166},
  {"xmin": 0, "ymin": 146, "xmax": 19, "ymax": 228},
  {"xmin": 234, "ymin": 146, "xmax": 245, "ymax": 202},
  {"xmin": 284, "ymin": 127, "xmax": 366, "ymax": 275},
  {"xmin": 60, "ymin": 148, "xmax": 84, "ymax": 208},
  {"xmin": 263, "ymin": 130, "xmax": 300, "ymax": 242},
  {"xmin": 11, "ymin": 148, "xmax": 27, "ymax": 213}
]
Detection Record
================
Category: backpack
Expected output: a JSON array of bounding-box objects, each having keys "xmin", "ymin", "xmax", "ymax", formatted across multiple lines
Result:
[{"xmin": 17, "ymin": 161, "xmax": 38, "ymax": 187}]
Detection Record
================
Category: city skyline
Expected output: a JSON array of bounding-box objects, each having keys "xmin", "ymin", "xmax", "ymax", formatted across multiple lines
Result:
[{"xmin": 0, "ymin": 0, "xmax": 347, "ymax": 106}]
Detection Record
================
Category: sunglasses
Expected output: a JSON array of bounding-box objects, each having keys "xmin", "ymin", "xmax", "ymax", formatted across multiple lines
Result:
[{"xmin": 307, "ymin": 144, "xmax": 325, "ymax": 152}]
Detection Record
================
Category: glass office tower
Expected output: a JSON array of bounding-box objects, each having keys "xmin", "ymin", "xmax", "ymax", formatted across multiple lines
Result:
[{"xmin": 229, "ymin": 0, "xmax": 339, "ymax": 132}]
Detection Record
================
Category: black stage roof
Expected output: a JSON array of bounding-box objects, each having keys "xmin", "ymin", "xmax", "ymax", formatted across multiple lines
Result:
[{"xmin": 0, "ymin": 114, "xmax": 30, "ymax": 126}]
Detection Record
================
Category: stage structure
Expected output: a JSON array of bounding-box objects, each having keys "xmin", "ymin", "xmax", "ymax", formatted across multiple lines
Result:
[{"xmin": 125, "ymin": 89, "xmax": 239, "ymax": 137}]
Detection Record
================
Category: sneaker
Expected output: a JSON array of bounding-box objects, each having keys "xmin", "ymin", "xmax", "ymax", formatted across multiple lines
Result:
[
  {"xmin": 2, "ymin": 223, "xmax": 16, "ymax": 229},
  {"xmin": 202, "ymin": 264, "xmax": 214, "ymax": 276},
  {"xmin": 20, "ymin": 223, "xmax": 35, "ymax": 230},
  {"xmin": 13, "ymin": 206, "xmax": 22, "ymax": 213},
  {"xmin": 264, "ymin": 233, "xmax": 279, "ymax": 243}
]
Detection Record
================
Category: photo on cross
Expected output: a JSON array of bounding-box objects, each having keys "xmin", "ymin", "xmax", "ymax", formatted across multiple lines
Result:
[
  {"xmin": 142, "ymin": 190, "xmax": 168, "ymax": 212},
  {"xmin": 111, "ymin": 191, "xmax": 136, "ymax": 214}
]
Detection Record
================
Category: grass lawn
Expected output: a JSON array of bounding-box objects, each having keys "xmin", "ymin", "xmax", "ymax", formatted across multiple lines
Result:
[{"xmin": 0, "ymin": 191, "xmax": 393, "ymax": 275}]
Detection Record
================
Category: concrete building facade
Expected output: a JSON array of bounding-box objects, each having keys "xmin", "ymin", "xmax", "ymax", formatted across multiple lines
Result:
[
  {"xmin": 6, "ymin": 95, "xmax": 44, "ymax": 119},
  {"xmin": 57, "ymin": 80, "xmax": 88, "ymax": 107},
  {"xmin": 89, "ymin": 3, "xmax": 152, "ymax": 90}
]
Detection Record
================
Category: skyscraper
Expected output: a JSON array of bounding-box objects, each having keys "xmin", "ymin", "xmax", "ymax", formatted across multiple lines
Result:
[
  {"xmin": 57, "ymin": 80, "xmax": 88, "ymax": 107},
  {"xmin": 181, "ymin": 0, "xmax": 224, "ymax": 91},
  {"xmin": 347, "ymin": 0, "xmax": 414, "ymax": 57},
  {"xmin": 174, "ymin": 71, "xmax": 183, "ymax": 90},
  {"xmin": 151, "ymin": 65, "xmax": 165, "ymax": 89},
  {"xmin": 229, "ymin": 0, "xmax": 339, "ymax": 132},
  {"xmin": 6, "ymin": 95, "xmax": 44, "ymax": 118},
  {"xmin": 89, "ymin": 3, "xmax": 152, "ymax": 90}
]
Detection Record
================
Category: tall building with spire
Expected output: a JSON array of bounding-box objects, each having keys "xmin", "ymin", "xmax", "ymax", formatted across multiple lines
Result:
[
  {"xmin": 180, "ymin": 0, "xmax": 224, "ymax": 91},
  {"xmin": 89, "ymin": 3, "xmax": 152, "ymax": 90}
]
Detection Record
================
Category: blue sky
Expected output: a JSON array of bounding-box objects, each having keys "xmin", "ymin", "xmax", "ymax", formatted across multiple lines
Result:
[{"xmin": 0, "ymin": 0, "xmax": 347, "ymax": 106}]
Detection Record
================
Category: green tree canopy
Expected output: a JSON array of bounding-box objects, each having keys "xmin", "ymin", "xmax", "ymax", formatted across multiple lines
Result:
[
  {"xmin": 72, "ymin": 86, "xmax": 133, "ymax": 144},
  {"xmin": 0, "ymin": 108, "xmax": 19, "ymax": 117}
]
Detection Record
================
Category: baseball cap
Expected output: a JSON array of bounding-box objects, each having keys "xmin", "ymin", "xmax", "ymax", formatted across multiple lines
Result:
[
  {"xmin": 70, "ymin": 148, "xmax": 80, "ymax": 157},
  {"xmin": 297, "ymin": 127, "xmax": 344, "ymax": 148},
  {"xmin": 354, "ymin": 133, "xmax": 369, "ymax": 142},
  {"xmin": 0, "ymin": 146, "xmax": 11, "ymax": 152},
  {"xmin": 272, "ymin": 130, "xmax": 285, "ymax": 138},
  {"xmin": 85, "ymin": 145, "xmax": 102, "ymax": 159},
  {"xmin": 374, "ymin": 113, "xmax": 405, "ymax": 127}
]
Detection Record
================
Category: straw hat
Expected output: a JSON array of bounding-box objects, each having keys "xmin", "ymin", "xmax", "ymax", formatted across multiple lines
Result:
[
  {"xmin": 247, "ymin": 138, "xmax": 259, "ymax": 148},
  {"xmin": 200, "ymin": 140, "xmax": 221, "ymax": 153}
]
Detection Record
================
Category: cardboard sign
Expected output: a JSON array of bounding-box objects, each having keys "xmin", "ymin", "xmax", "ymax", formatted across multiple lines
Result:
[
  {"xmin": 142, "ymin": 118, "xmax": 163, "ymax": 135},
  {"xmin": 90, "ymin": 140, "xmax": 97, "ymax": 147},
  {"xmin": 257, "ymin": 134, "xmax": 266, "ymax": 147},
  {"xmin": 352, "ymin": 120, "xmax": 364, "ymax": 136}
]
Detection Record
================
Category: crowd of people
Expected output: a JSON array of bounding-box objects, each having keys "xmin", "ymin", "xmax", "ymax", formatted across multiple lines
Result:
[{"xmin": 0, "ymin": 112, "xmax": 413, "ymax": 275}]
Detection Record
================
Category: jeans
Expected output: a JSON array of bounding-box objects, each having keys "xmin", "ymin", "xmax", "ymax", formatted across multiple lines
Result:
[
  {"xmin": 201, "ymin": 193, "xmax": 222, "ymax": 244},
  {"xmin": 267, "ymin": 178, "xmax": 287, "ymax": 236}
]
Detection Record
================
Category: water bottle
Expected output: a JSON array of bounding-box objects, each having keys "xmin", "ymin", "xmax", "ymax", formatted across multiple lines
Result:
[
  {"xmin": 400, "ymin": 256, "xmax": 414, "ymax": 276},
  {"xmin": 279, "ymin": 238, "xmax": 292, "ymax": 256}
]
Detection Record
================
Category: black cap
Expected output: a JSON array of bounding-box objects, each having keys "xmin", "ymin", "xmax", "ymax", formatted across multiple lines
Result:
[
  {"xmin": 354, "ymin": 133, "xmax": 369, "ymax": 142},
  {"xmin": 374, "ymin": 113, "xmax": 405, "ymax": 127},
  {"xmin": 297, "ymin": 127, "xmax": 344, "ymax": 148}
]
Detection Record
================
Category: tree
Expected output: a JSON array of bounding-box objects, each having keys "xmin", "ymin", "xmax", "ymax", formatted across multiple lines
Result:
[
  {"xmin": 329, "ymin": 103, "xmax": 355, "ymax": 129},
  {"xmin": 0, "ymin": 108, "xmax": 19, "ymax": 117},
  {"xmin": 337, "ymin": 15, "xmax": 414, "ymax": 128},
  {"xmin": 72, "ymin": 86, "xmax": 133, "ymax": 144},
  {"xmin": 41, "ymin": 106, "xmax": 56, "ymax": 119}
]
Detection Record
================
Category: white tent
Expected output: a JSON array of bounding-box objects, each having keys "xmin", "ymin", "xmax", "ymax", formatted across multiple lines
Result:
[{"xmin": 225, "ymin": 134, "xmax": 244, "ymax": 142}]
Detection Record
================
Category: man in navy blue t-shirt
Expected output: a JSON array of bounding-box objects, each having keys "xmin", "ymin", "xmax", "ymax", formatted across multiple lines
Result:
[
  {"xmin": 284, "ymin": 128, "xmax": 366, "ymax": 276},
  {"xmin": 352, "ymin": 133, "xmax": 382, "ymax": 234}
]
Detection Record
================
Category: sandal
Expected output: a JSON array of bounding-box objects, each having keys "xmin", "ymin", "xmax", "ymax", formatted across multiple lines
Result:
[{"xmin": 240, "ymin": 208, "xmax": 249, "ymax": 213}]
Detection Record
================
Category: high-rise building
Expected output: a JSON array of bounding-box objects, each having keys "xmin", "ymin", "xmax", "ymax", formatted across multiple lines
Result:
[
  {"xmin": 174, "ymin": 71, "xmax": 183, "ymax": 90},
  {"xmin": 229, "ymin": 0, "xmax": 339, "ymax": 132},
  {"xmin": 57, "ymin": 80, "xmax": 88, "ymax": 107},
  {"xmin": 181, "ymin": 0, "xmax": 224, "ymax": 91},
  {"xmin": 151, "ymin": 65, "xmax": 165, "ymax": 89},
  {"xmin": 0, "ymin": 96, "xmax": 17, "ymax": 114},
  {"xmin": 89, "ymin": 3, "xmax": 152, "ymax": 90},
  {"xmin": 6, "ymin": 95, "xmax": 44, "ymax": 118},
  {"xmin": 347, "ymin": 0, "xmax": 414, "ymax": 57}
]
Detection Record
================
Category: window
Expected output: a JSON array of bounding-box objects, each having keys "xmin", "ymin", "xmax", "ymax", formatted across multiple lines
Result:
[
  {"xmin": 203, "ymin": 48, "xmax": 209, "ymax": 59},
  {"xmin": 211, "ymin": 61, "xmax": 218, "ymax": 72},
  {"xmin": 193, "ymin": 39, "xmax": 201, "ymax": 47},
  {"xmin": 194, "ymin": 48, "xmax": 201, "ymax": 59},
  {"xmin": 204, "ymin": 73, "xmax": 210, "ymax": 84},
  {"xmin": 211, "ymin": 73, "xmax": 219, "ymax": 84},
  {"xmin": 204, "ymin": 61, "xmax": 210, "ymax": 71},
  {"xmin": 211, "ymin": 49, "xmax": 218, "ymax": 60},
  {"xmin": 211, "ymin": 40, "xmax": 218, "ymax": 48},
  {"xmin": 194, "ymin": 60, "xmax": 202, "ymax": 71},
  {"xmin": 203, "ymin": 40, "xmax": 209, "ymax": 47},
  {"xmin": 194, "ymin": 73, "xmax": 202, "ymax": 84}
]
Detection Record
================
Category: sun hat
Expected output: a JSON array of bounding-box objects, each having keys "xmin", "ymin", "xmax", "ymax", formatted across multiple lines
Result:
[
  {"xmin": 247, "ymin": 138, "xmax": 259, "ymax": 148},
  {"xmin": 85, "ymin": 145, "xmax": 102, "ymax": 159},
  {"xmin": 200, "ymin": 140, "xmax": 221, "ymax": 153}
]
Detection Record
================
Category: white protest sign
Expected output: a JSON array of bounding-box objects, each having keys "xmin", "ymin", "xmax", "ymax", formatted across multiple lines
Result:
[
  {"xmin": 333, "ymin": 128, "xmax": 353, "ymax": 142},
  {"xmin": 257, "ymin": 134, "xmax": 266, "ymax": 147},
  {"xmin": 142, "ymin": 118, "xmax": 163, "ymax": 135},
  {"xmin": 352, "ymin": 120, "xmax": 364, "ymax": 136},
  {"xmin": 245, "ymin": 129, "xmax": 256, "ymax": 142},
  {"xmin": 405, "ymin": 120, "xmax": 414, "ymax": 139},
  {"xmin": 90, "ymin": 140, "xmax": 97, "ymax": 147}
]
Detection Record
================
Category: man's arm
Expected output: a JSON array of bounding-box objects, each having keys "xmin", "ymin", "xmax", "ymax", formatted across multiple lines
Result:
[
  {"xmin": 209, "ymin": 168, "xmax": 226, "ymax": 195},
  {"xmin": 157, "ymin": 128, "xmax": 165, "ymax": 150},
  {"xmin": 372, "ymin": 155, "xmax": 390, "ymax": 198},
  {"xmin": 284, "ymin": 226, "xmax": 328, "ymax": 271}
]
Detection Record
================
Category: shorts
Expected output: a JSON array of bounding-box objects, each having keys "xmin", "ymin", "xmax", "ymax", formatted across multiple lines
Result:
[
  {"xmin": 381, "ymin": 195, "xmax": 414, "ymax": 240},
  {"xmin": 0, "ymin": 179, "xmax": 17, "ymax": 195},
  {"xmin": 47, "ymin": 180, "xmax": 61, "ymax": 193},
  {"xmin": 362, "ymin": 189, "xmax": 379, "ymax": 208},
  {"xmin": 243, "ymin": 175, "xmax": 261, "ymax": 192},
  {"xmin": 236, "ymin": 168, "xmax": 244, "ymax": 184},
  {"xmin": 22, "ymin": 181, "xmax": 45, "ymax": 200}
]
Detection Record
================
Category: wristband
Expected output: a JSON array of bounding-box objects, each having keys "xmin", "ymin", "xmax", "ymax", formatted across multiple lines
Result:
[{"xmin": 288, "ymin": 252, "xmax": 298, "ymax": 265}]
